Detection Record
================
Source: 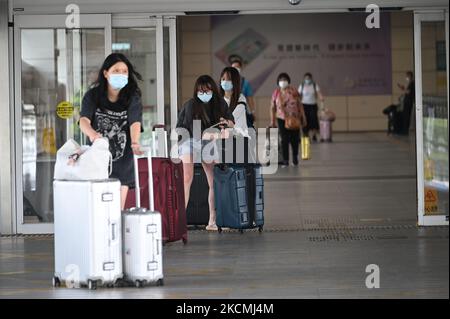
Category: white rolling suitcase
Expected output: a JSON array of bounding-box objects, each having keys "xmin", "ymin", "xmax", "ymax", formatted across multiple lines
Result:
[
  {"xmin": 122, "ymin": 151, "xmax": 164, "ymax": 288},
  {"xmin": 53, "ymin": 179, "xmax": 123, "ymax": 290}
]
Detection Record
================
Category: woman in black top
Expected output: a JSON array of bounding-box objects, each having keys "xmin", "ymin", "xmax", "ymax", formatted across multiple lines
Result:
[
  {"xmin": 397, "ymin": 71, "xmax": 415, "ymax": 135},
  {"xmin": 80, "ymin": 53, "xmax": 143, "ymax": 209},
  {"xmin": 176, "ymin": 75, "xmax": 232, "ymax": 231}
]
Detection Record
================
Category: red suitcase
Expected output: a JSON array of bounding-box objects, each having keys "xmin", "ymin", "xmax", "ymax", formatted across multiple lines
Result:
[
  {"xmin": 125, "ymin": 157, "xmax": 187, "ymax": 244},
  {"xmin": 125, "ymin": 157, "xmax": 188, "ymax": 244}
]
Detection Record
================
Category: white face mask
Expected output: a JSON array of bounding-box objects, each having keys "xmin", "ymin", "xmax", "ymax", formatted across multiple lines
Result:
[{"xmin": 279, "ymin": 80, "xmax": 289, "ymax": 89}]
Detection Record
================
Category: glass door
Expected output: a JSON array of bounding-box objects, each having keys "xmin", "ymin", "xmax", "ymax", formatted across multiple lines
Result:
[
  {"xmin": 414, "ymin": 10, "xmax": 449, "ymax": 226},
  {"xmin": 14, "ymin": 14, "xmax": 111, "ymax": 234},
  {"xmin": 13, "ymin": 14, "xmax": 178, "ymax": 234},
  {"xmin": 111, "ymin": 15, "xmax": 178, "ymax": 154}
]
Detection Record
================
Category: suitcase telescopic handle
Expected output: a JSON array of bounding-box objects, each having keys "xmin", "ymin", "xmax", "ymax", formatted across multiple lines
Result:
[
  {"xmin": 133, "ymin": 154, "xmax": 142, "ymax": 208},
  {"xmin": 133, "ymin": 147, "xmax": 155, "ymax": 211},
  {"xmin": 147, "ymin": 150, "xmax": 155, "ymax": 211}
]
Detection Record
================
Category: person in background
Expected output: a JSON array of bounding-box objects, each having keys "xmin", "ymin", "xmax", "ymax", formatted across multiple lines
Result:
[
  {"xmin": 176, "ymin": 75, "xmax": 232, "ymax": 231},
  {"xmin": 219, "ymin": 66, "xmax": 254, "ymax": 163},
  {"xmin": 397, "ymin": 71, "xmax": 415, "ymax": 135},
  {"xmin": 80, "ymin": 53, "xmax": 144, "ymax": 210},
  {"xmin": 229, "ymin": 54, "xmax": 256, "ymax": 124},
  {"xmin": 270, "ymin": 73, "xmax": 307, "ymax": 167},
  {"xmin": 219, "ymin": 67, "xmax": 249, "ymax": 137},
  {"xmin": 298, "ymin": 72, "xmax": 324, "ymax": 143}
]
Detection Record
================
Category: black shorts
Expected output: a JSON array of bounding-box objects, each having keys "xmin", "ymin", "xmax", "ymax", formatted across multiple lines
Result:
[
  {"xmin": 109, "ymin": 150, "xmax": 135, "ymax": 189},
  {"xmin": 303, "ymin": 103, "xmax": 319, "ymax": 132}
]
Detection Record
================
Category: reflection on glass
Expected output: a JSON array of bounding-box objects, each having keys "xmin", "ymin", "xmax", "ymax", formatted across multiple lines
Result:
[
  {"xmin": 164, "ymin": 27, "xmax": 171, "ymax": 132},
  {"xmin": 421, "ymin": 21, "xmax": 448, "ymax": 216},
  {"xmin": 112, "ymin": 28, "xmax": 158, "ymax": 148},
  {"xmin": 21, "ymin": 29, "xmax": 105, "ymax": 223}
]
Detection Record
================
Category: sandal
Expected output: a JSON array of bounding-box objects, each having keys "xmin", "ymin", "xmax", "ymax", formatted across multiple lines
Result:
[{"xmin": 205, "ymin": 223, "xmax": 218, "ymax": 231}]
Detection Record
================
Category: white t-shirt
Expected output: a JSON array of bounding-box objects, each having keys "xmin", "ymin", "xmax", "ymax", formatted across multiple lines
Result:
[
  {"xmin": 298, "ymin": 82, "xmax": 320, "ymax": 105},
  {"xmin": 224, "ymin": 94, "xmax": 250, "ymax": 138}
]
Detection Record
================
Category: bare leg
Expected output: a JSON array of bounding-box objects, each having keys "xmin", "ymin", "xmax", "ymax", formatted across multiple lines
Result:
[
  {"xmin": 180, "ymin": 154, "xmax": 194, "ymax": 209},
  {"xmin": 201, "ymin": 161, "xmax": 216, "ymax": 226},
  {"xmin": 120, "ymin": 185, "xmax": 129, "ymax": 211}
]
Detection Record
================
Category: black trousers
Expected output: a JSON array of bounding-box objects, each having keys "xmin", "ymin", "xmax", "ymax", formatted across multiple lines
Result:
[
  {"xmin": 277, "ymin": 118, "xmax": 300, "ymax": 163},
  {"xmin": 303, "ymin": 103, "xmax": 319, "ymax": 133},
  {"xmin": 401, "ymin": 101, "xmax": 413, "ymax": 135}
]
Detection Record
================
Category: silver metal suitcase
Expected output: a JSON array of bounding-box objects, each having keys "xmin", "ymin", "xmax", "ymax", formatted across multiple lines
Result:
[
  {"xmin": 122, "ymin": 151, "xmax": 164, "ymax": 287},
  {"xmin": 53, "ymin": 179, "xmax": 123, "ymax": 290}
]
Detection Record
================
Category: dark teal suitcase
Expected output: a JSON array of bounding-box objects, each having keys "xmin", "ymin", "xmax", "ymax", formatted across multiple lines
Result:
[{"xmin": 214, "ymin": 164, "xmax": 264, "ymax": 233}]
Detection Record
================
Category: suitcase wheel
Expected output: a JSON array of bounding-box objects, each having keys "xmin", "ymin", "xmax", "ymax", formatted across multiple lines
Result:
[
  {"xmin": 182, "ymin": 237, "xmax": 188, "ymax": 245},
  {"xmin": 88, "ymin": 280, "xmax": 97, "ymax": 290},
  {"xmin": 239, "ymin": 229, "xmax": 244, "ymax": 234},
  {"xmin": 156, "ymin": 279, "xmax": 164, "ymax": 287},
  {"xmin": 218, "ymin": 227, "xmax": 223, "ymax": 234},
  {"xmin": 52, "ymin": 276, "xmax": 61, "ymax": 288},
  {"xmin": 258, "ymin": 226, "xmax": 264, "ymax": 233},
  {"xmin": 114, "ymin": 279, "xmax": 125, "ymax": 288},
  {"xmin": 135, "ymin": 280, "xmax": 144, "ymax": 288}
]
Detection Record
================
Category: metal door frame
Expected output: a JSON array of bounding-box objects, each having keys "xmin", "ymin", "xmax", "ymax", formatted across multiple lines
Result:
[{"xmin": 414, "ymin": 9, "xmax": 449, "ymax": 226}]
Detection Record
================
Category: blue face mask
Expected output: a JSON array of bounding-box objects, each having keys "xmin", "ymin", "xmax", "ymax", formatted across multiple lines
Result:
[
  {"xmin": 304, "ymin": 79, "xmax": 312, "ymax": 85},
  {"xmin": 221, "ymin": 80, "xmax": 233, "ymax": 92},
  {"xmin": 197, "ymin": 92, "xmax": 213, "ymax": 103},
  {"xmin": 108, "ymin": 74, "xmax": 128, "ymax": 90}
]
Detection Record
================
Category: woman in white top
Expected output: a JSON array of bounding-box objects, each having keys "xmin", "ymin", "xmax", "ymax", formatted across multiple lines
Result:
[
  {"xmin": 219, "ymin": 66, "xmax": 252, "ymax": 163},
  {"xmin": 298, "ymin": 72, "xmax": 324, "ymax": 142}
]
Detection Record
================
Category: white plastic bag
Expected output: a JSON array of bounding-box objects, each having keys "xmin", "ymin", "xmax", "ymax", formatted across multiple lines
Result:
[{"xmin": 54, "ymin": 138, "xmax": 112, "ymax": 181}]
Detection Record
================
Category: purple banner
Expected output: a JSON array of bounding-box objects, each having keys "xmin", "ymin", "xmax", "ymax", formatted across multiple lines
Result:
[{"xmin": 212, "ymin": 13, "xmax": 392, "ymax": 96}]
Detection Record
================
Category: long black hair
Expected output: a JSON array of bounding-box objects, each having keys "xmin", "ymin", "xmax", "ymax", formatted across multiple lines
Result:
[
  {"xmin": 219, "ymin": 67, "xmax": 241, "ymax": 114},
  {"xmin": 91, "ymin": 53, "xmax": 142, "ymax": 108},
  {"xmin": 192, "ymin": 75, "xmax": 224, "ymax": 126}
]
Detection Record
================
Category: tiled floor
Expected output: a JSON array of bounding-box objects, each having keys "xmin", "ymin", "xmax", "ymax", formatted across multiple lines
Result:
[{"xmin": 0, "ymin": 132, "xmax": 448, "ymax": 299}]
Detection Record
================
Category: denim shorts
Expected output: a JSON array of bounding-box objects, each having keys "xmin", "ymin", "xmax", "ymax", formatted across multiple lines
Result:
[{"xmin": 178, "ymin": 138, "xmax": 219, "ymax": 163}]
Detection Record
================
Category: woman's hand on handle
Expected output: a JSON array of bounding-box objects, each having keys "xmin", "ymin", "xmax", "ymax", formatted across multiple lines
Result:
[
  {"xmin": 219, "ymin": 117, "xmax": 234, "ymax": 128},
  {"xmin": 131, "ymin": 142, "xmax": 144, "ymax": 156}
]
